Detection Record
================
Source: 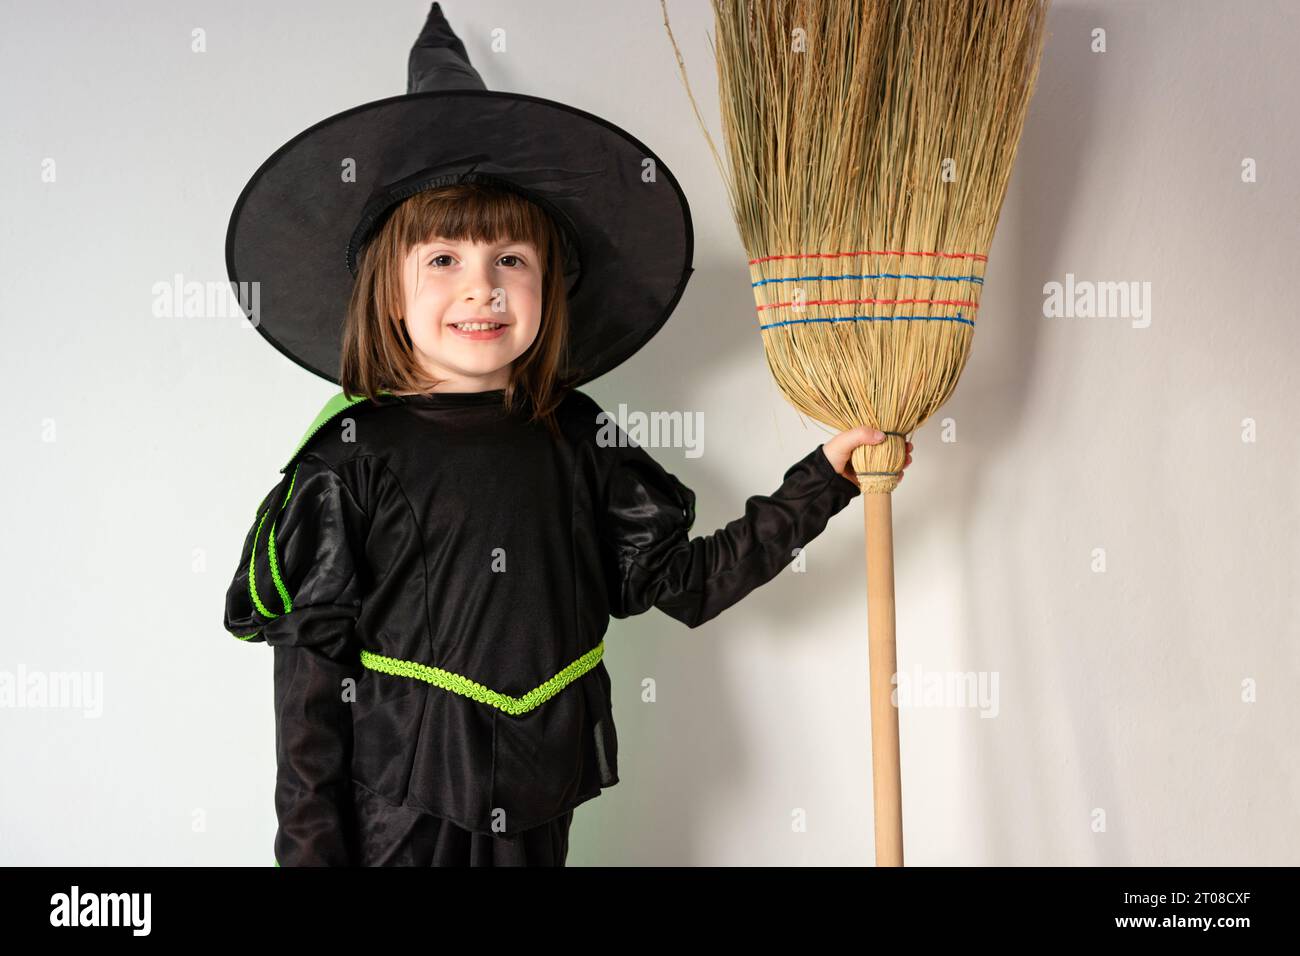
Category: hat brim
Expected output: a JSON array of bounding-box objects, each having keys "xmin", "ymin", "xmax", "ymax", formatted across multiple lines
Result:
[{"xmin": 226, "ymin": 89, "xmax": 694, "ymax": 387}]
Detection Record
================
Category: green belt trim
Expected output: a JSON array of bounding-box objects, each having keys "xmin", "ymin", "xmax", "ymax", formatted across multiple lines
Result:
[{"xmin": 358, "ymin": 641, "xmax": 605, "ymax": 716}]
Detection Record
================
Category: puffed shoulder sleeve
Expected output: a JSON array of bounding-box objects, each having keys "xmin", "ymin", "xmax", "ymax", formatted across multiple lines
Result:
[
  {"xmin": 598, "ymin": 438, "xmax": 861, "ymax": 629},
  {"xmin": 223, "ymin": 454, "xmax": 368, "ymax": 647},
  {"xmin": 222, "ymin": 453, "xmax": 369, "ymax": 866}
]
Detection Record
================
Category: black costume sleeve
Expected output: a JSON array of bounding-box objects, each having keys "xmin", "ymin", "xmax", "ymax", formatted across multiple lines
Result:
[
  {"xmin": 223, "ymin": 454, "xmax": 369, "ymax": 866},
  {"xmin": 600, "ymin": 441, "xmax": 861, "ymax": 628}
]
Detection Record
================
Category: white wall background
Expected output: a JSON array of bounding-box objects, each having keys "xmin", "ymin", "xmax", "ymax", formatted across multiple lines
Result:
[{"xmin": 1, "ymin": 0, "xmax": 1296, "ymax": 866}]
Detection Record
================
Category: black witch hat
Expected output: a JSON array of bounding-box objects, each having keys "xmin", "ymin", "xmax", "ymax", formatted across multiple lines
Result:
[{"xmin": 225, "ymin": 2, "xmax": 694, "ymax": 387}]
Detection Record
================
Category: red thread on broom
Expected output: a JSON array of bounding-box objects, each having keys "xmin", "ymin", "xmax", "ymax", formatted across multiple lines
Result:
[
  {"xmin": 756, "ymin": 297, "xmax": 980, "ymax": 311},
  {"xmin": 749, "ymin": 249, "xmax": 988, "ymax": 264}
]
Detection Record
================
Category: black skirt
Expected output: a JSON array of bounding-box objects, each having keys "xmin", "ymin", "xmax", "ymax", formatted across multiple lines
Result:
[{"xmin": 351, "ymin": 782, "xmax": 574, "ymax": 866}]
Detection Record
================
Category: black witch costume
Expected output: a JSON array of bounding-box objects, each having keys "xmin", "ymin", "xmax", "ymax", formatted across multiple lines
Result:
[{"xmin": 221, "ymin": 3, "xmax": 861, "ymax": 866}]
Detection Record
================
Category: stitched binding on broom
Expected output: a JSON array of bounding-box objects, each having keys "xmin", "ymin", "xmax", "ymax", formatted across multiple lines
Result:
[
  {"xmin": 858, "ymin": 431, "xmax": 909, "ymax": 477},
  {"xmin": 752, "ymin": 250, "xmax": 987, "ymax": 329},
  {"xmin": 749, "ymin": 250, "xmax": 989, "ymax": 264},
  {"xmin": 752, "ymin": 271, "xmax": 985, "ymax": 287},
  {"xmin": 761, "ymin": 313, "xmax": 973, "ymax": 328},
  {"xmin": 758, "ymin": 297, "xmax": 980, "ymax": 310},
  {"xmin": 753, "ymin": 275, "xmax": 981, "ymax": 329},
  {"xmin": 358, "ymin": 641, "xmax": 605, "ymax": 716}
]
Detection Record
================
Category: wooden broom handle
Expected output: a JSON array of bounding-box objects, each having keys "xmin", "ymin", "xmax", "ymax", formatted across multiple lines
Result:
[{"xmin": 864, "ymin": 490, "xmax": 903, "ymax": 866}]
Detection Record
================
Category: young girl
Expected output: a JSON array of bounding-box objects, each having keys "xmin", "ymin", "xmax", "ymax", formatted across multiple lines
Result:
[{"xmin": 221, "ymin": 3, "xmax": 910, "ymax": 867}]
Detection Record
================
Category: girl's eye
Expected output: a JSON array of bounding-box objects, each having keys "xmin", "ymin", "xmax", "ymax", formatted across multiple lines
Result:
[{"xmin": 426, "ymin": 253, "xmax": 525, "ymax": 267}]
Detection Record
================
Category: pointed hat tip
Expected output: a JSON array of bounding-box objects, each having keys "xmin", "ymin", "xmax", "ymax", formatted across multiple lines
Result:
[
  {"xmin": 415, "ymin": 2, "xmax": 457, "ymax": 49},
  {"xmin": 408, "ymin": 1, "xmax": 485, "ymax": 93}
]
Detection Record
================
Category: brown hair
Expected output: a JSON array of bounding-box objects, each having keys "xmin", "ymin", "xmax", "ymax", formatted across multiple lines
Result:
[{"xmin": 339, "ymin": 182, "xmax": 580, "ymax": 438}]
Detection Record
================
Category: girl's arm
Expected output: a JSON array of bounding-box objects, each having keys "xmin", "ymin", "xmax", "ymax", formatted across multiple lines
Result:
[
  {"xmin": 599, "ymin": 439, "xmax": 863, "ymax": 629},
  {"xmin": 223, "ymin": 454, "xmax": 369, "ymax": 866}
]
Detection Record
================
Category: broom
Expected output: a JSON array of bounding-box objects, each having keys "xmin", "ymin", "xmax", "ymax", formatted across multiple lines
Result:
[{"xmin": 662, "ymin": 0, "xmax": 1049, "ymax": 865}]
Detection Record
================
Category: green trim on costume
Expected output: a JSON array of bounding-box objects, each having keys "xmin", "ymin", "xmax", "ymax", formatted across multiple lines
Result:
[
  {"xmin": 229, "ymin": 629, "xmax": 262, "ymax": 641},
  {"xmin": 359, "ymin": 641, "xmax": 605, "ymax": 716},
  {"xmin": 248, "ymin": 508, "xmax": 278, "ymax": 620},
  {"xmin": 282, "ymin": 389, "xmax": 395, "ymax": 474},
  {"xmin": 289, "ymin": 392, "xmax": 370, "ymax": 464},
  {"xmin": 266, "ymin": 462, "xmax": 302, "ymax": 615},
  {"xmin": 281, "ymin": 463, "xmax": 301, "ymax": 506}
]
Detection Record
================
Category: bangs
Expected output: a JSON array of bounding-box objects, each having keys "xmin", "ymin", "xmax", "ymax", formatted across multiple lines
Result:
[{"xmin": 396, "ymin": 183, "xmax": 556, "ymax": 260}]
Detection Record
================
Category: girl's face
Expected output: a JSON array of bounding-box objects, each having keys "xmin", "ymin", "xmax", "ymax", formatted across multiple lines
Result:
[{"xmin": 400, "ymin": 236, "xmax": 543, "ymax": 391}]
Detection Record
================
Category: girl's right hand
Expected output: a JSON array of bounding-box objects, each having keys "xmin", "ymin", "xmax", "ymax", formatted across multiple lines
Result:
[{"xmin": 820, "ymin": 428, "xmax": 913, "ymax": 486}]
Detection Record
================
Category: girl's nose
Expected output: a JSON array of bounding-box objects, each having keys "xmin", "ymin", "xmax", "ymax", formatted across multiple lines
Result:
[{"xmin": 460, "ymin": 258, "xmax": 494, "ymax": 300}]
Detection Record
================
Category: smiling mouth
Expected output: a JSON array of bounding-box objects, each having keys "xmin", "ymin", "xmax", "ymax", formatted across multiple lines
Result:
[{"xmin": 448, "ymin": 321, "xmax": 508, "ymax": 331}]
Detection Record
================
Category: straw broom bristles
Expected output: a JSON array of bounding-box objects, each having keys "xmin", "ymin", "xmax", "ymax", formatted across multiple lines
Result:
[{"xmin": 663, "ymin": 0, "xmax": 1049, "ymax": 493}]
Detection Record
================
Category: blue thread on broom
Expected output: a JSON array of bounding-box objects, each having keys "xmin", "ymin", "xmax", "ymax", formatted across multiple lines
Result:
[
  {"xmin": 760, "ymin": 314, "xmax": 974, "ymax": 329},
  {"xmin": 752, "ymin": 272, "xmax": 985, "ymax": 287},
  {"xmin": 859, "ymin": 429, "xmax": 910, "ymax": 477}
]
